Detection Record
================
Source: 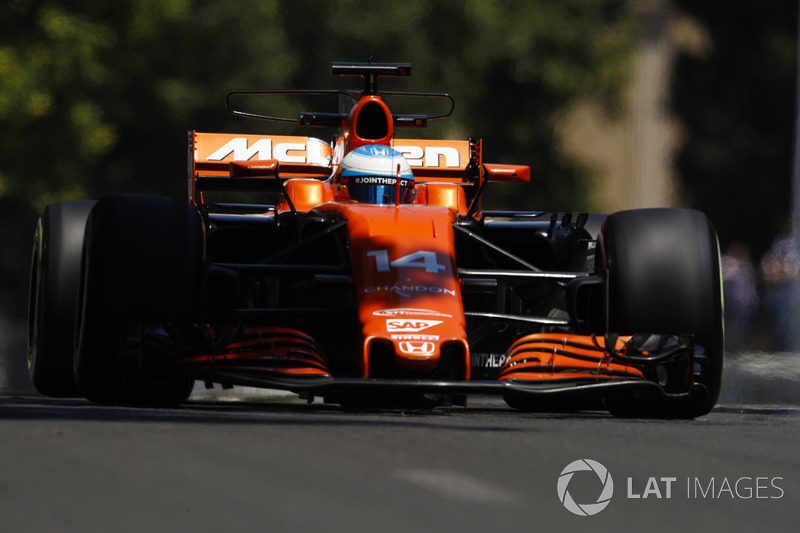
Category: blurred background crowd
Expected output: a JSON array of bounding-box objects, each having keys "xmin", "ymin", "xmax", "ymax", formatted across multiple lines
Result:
[
  {"xmin": 1, "ymin": 0, "xmax": 798, "ymax": 389},
  {"xmin": 723, "ymin": 237, "xmax": 800, "ymax": 354}
]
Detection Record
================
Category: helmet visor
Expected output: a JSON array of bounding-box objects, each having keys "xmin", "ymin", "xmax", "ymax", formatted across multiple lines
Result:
[{"xmin": 347, "ymin": 175, "xmax": 415, "ymax": 204}]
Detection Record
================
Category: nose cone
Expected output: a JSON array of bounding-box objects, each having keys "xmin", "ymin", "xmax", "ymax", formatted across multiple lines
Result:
[{"xmin": 325, "ymin": 202, "xmax": 469, "ymax": 379}]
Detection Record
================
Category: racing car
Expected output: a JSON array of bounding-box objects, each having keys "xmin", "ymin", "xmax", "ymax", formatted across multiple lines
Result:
[{"xmin": 27, "ymin": 61, "xmax": 724, "ymax": 418}]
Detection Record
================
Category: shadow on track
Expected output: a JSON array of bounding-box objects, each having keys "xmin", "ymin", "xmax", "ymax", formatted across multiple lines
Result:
[{"xmin": 0, "ymin": 394, "xmax": 614, "ymax": 431}]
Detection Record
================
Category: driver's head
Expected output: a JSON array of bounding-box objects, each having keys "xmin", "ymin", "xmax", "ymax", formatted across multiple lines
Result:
[{"xmin": 336, "ymin": 145, "xmax": 415, "ymax": 204}]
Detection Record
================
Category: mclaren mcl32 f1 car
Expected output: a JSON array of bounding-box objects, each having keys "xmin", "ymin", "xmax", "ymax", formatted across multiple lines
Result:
[{"xmin": 27, "ymin": 62, "xmax": 724, "ymax": 418}]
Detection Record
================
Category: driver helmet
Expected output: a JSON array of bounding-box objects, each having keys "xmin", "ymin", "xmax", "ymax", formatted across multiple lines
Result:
[{"xmin": 337, "ymin": 145, "xmax": 415, "ymax": 204}]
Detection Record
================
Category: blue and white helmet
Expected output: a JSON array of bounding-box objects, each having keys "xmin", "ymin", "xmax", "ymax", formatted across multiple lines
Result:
[{"xmin": 337, "ymin": 145, "xmax": 415, "ymax": 204}]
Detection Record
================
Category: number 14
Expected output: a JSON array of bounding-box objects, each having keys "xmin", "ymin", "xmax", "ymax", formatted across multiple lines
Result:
[{"xmin": 367, "ymin": 250, "xmax": 447, "ymax": 273}]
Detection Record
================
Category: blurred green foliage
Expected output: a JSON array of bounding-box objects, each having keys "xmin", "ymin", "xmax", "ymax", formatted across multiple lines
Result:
[{"xmin": 0, "ymin": 0, "xmax": 634, "ymax": 216}]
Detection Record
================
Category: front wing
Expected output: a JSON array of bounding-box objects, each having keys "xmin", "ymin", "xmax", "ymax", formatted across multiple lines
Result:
[
  {"xmin": 188, "ymin": 370, "xmax": 709, "ymax": 408},
  {"xmin": 165, "ymin": 329, "xmax": 708, "ymax": 408}
]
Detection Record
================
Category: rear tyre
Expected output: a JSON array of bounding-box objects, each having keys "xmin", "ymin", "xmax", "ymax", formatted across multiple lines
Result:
[
  {"xmin": 27, "ymin": 201, "xmax": 95, "ymax": 397},
  {"xmin": 74, "ymin": 195, "xmax": 203, "ymax": 406},
  {"xmin": 598, "ymin": 208, "xmax": 724, "ymax": 418}
]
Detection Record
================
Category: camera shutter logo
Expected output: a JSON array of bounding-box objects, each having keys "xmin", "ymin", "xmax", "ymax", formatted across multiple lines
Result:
[{"xmin": 557, "ymin": 459, "xmax": 614, "ymax": 516}]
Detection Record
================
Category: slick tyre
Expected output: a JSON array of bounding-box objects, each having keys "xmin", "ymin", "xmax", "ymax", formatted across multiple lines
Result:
[
  {"xmin": 598, "ymin": 208, "xmax": 724, "ymax": 418},
  {"xmin": 74, "ymin": 195, "xmax": 203, "ymax": 406},
  {"xmin": 27, "ymin": 201, "xmax": 96, "ymax": 397}
]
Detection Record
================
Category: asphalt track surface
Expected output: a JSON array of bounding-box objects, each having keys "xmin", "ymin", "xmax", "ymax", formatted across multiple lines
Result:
[{"xmin": 1, "ymin": 389, "xmax": 798, "ymax": 533}]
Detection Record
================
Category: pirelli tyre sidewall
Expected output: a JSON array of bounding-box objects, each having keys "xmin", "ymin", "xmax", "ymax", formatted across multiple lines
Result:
[
  {"xmin": 27, "ymin": 200, "xmax": 95, "ymax": 397},
  {"xmin": 598, "ymin": 208, "xmax": 724, "ymax": 418},
  {"xmin": 74, "ymin": 195, "xmax": 203, "ymax": 406}
]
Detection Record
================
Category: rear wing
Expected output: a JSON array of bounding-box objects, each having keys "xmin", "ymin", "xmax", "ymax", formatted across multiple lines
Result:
[
  {"xmin": 391, "ymin": 139, "xmax": 473, "ymax": 182},
  {"xmin": 189, "ymin": 131, "xmax": 529, "ymax": 205}
]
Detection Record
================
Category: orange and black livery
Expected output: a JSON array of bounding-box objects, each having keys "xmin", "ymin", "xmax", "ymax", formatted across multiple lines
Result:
[{"xmin": 28, "ymin": 62, "xmax": 723, "ymax": 418}]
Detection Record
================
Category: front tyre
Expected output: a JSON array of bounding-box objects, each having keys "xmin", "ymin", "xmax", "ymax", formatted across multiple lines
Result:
[
  {"xmin": 598, "ymin": 208, "xmax": 724, "ymax": 418},
  {"xmin": 27, "ymin": 201, "xmax": 95, "ymax": 397},
  {"xmin": 74, "ymin": 195, "xmax": 203, "ymax": 406}
]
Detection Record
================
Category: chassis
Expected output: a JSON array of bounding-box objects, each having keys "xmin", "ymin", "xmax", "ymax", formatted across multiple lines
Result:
[{"xmin": 27, "ymin": 62, "xmax": 724, "ymax": 417}]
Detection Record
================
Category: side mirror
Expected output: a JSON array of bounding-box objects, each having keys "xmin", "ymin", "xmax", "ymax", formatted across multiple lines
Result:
[{"xmin": 484, "ymin": 163, "xmax": 531, "ymax": 183}]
